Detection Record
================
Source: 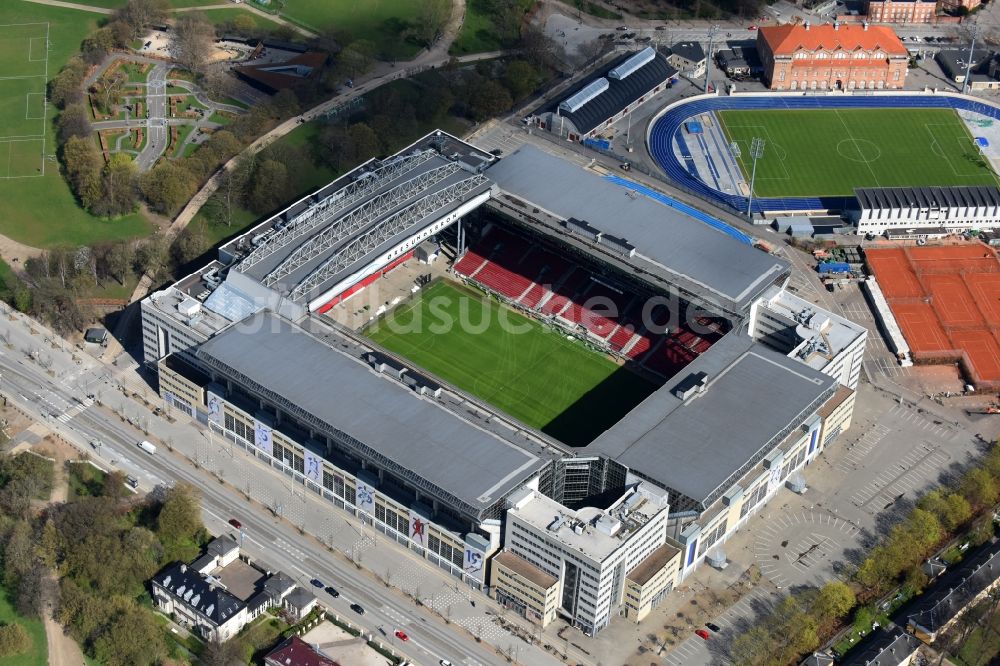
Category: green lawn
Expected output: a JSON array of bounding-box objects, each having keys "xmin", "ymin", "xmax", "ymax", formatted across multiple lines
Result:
[
  {"xmin": 365, "ymin": 280, "xmax": 658, "ymax": 446},
  {"xmin": 197, "ymin": 6, "xmax": 286, "ymax": 31},
  {"xmin": 0, "ymin": 2, "xmax": 151, "ymax": 248},
  {"xmin": 279, "ymin": 0, "xmax": 424, "ymax": 59},
  {"xmin": 0, "ymin": 584, "xmax": 47, "ymax": 666},
  {"xmin": 717, "ymin": 108, "xmax": 1000, "ymax": 197},
  {"xmin": 56, "ymin": 0, "xmax": 228, "ymax": 7},
  {"xmin": 66, "ymin": 461, "xmax": 107, "ymax": 501},
  {"xmin": 450, "ymin": 0, "xmax": 534, "ymax": 55},
  {"xmin": 571, "ymin": 0, "xmax": 623, "ymax": 20}
]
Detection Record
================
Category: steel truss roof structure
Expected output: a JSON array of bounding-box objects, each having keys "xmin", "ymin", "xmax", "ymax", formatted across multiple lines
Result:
[
  {"xmin": 263, "ymin": 163, "xmax": 462, "ymax": 288},
  {"xmin": 290, "ymin": 174, "xmax": 490, "ymax": 302},
  {"xmin": 239, "ymin": 150, "xmax": 436, "ymax": 273}
]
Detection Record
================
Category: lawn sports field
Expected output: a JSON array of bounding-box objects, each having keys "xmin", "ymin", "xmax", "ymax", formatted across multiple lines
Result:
[
  {"xmin": 0, "ymin": 21, "xmax": 49, "ymax": 179},
  {"xmin": 365, "ymin": 281, "xmax": 658, "ymax": 446},
  {"xmin": 717, "ymin": 108, "xmax": 1000, "ymax": 197}
]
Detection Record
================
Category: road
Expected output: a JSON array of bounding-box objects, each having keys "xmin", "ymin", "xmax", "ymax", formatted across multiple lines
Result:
[{"xmin": 0, "ymin": 307, "xmax": 570, "ymax": 666}]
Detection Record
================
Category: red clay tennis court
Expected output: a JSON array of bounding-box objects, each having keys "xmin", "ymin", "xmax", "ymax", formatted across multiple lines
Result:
[{"xmin": 866, "ymin": 244, "xmax": 1000, "ymax": 386}]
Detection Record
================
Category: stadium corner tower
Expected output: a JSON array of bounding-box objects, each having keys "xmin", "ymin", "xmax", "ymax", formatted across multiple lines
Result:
[{"xmin": 142, "ymin": 131, "xmax": 865, "ymax": 635}]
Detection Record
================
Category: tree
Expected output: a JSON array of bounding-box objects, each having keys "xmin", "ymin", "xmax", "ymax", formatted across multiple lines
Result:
[
  {"xmin": 962, "ymin": 467, "xmax": 1000, "ymax": 510},
  {"xmin": 49, "ymin": 57, "xmax": 89, "ymax": 109},
  {"xmin": 104, "ymin": 241, "xmax": 133, "ymax": 285},
  {"xmin": 133, "ymin": 235, "xmax": 168, "ymax": 281},
  {"xmin": 503, "ymin": 60, "xmax": 540, "ymax": 101},
  {"xmin": 115, "ymin": 0, "xmax": 169, "ymax": 41},
  {"xmin": 730, "ymin": 625, "xmax": 771, "ymax": 666},
  {"xmin": 214, "ymin": 156, "xmax": 252, "ymax": 227},
  {"xmin": 0, "ymin": 623, "xmax": 29, "ymax": 658},
  {"xmin": 3, "ymin": 520, "xmax": 35, "ymax": 587},
  {"xmin": 170, "ymin": 222, "xmax": 208, "ymax": 269},
  {"xmin": 93, "ymin": 69, "xmax": 126, "ymax": 115},
  {"xmin": 335, "ymin": 40, "xmax": 377, "ymax": 80},
  {"xmin": 470, "ymin": 80, "xmax": 512, "ymax": 120},
  {"xmin": 902, "ymin": 508, "xmax": 942, "ymax": 557},
  {"xmin": 415, "ymin": 0, "xmax": 451, "ymax": 46},
  {"xmin": 919, "ymin": 489, "xmax": 972, "ymax": 532},
  {"xmin": 96, "ymin": 153, "xmax": 139, "ymax": 217},
  {"xmin": 57, "ymin": 103, "xmax": 92, "ymax": 143},
  {"xmin": 140, "ymin": 162, "xmax": 197, "ymax": 216},
  {"xmin": 37, "ymin": 519, "xmax": 59, "ymax": 569},
  {"xmin": 171, "ymin": 12, "xmax": 215, "ymax": 75},
  {"xmin": 62, "ymin": 136, "xmax": 103, "ymax": 210},
  {"xmin": 101, "ymin": 470, "xmax": 127, "ymax": 498},
  {"xmin": 247, "ymin": 159, "xmax": 290, "ymax": 214},
  {"xmin": 201, "ymin": 638, "xmax": 243, "ymax": 666},
  {"xmin": 81, "ymin": 27, "xmax": 115, "ymax": 65},
  {"xmin": 92, "ymin": 603, "xmax": 167, "ymax": 666},
  {"xmin": 814, "ymin": 581, "xmax": 856, "ymax": 630},
  {"xmin": 156, "ymin": 483, "xmax": 203, "ymax": 561}
]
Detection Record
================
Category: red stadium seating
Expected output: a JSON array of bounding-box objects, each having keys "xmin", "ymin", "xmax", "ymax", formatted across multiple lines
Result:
[{"xmin": 452, "ymin": 227, "xmax": 723, "ymax": 377}]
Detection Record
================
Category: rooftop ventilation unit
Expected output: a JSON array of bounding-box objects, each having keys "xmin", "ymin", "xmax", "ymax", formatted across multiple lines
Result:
[
  {"xmin": 559, "ymin": 77, "xmax": 609, "ymax": 113},
  {"xmin": 608, "ymin": 46, "xmax": 656, "ymax": 80}
]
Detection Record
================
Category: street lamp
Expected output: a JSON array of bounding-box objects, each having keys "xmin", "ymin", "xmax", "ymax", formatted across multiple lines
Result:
[{"xmin": 746, "ymin": 137, "xmax": 766, "ymax": 220}]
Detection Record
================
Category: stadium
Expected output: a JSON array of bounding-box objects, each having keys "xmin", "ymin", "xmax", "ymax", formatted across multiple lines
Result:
[
  {"xmin": 647, "ymin": 92, "xmax": 1000, "ymax": 215},
  {"xmin": 141, "ymin": 131, "xmax": 866, "ymax": 634}
]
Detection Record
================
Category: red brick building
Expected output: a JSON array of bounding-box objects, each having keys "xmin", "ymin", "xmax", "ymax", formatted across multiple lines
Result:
[
  {"xmin": 757, "ymin": 22, "xmax": 909, "ymax": 91},
  {"xmin": 864, "ymin": 0, "xmax": 937, "ymax": 23}
]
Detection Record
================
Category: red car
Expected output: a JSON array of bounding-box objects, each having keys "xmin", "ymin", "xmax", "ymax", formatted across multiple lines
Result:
[
  {"xmin": 394, "ymin": 630, "xmax": 409, "ymax": 641},
  {"xmin": 228, "ymin": 518, "xmax": 242, "ymax": 529},
  {"xmin": 748, "ymin": 25, "xmax": 758, "ymax": 30},
  {"xmin": 695, "ymin": 629, "xmax": 711, "ymax": 640}
]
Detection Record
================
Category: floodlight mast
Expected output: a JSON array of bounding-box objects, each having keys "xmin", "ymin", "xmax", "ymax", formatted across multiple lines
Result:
[{"xmin": 746, "ymin": 137, "xmax": 765, "ymax": 220}]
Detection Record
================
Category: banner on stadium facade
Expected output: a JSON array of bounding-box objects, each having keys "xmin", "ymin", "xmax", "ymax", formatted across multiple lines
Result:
[
  {"xmin": 355, "ymin": 481, "xmax": 375, "ymax": 514},
  {"xmin": 206, "ymin": 389, "xmax": 224, "ymax": 425},
  {"xmin": 409, "ymin": 509, "xmax": 428, "ymax": 548},
  {"xmin": 253, "ymin": 420, "xmax": 273, "ymax": 457},
  {"xmin": 463, "ymin": 546, "xmax": 486, "ymax": 581},
  {"xmin": 303, "ymin": 449, "xmax": 323, "ymax": 484}
]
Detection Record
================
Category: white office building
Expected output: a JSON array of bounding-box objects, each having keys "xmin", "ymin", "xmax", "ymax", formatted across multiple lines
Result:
[{"xmin": 849, "ymin": 186, "xmax": 1000, "ymax": 237}]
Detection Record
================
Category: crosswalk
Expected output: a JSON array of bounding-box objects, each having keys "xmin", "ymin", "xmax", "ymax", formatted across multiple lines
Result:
[{"xmin": 55, "ymin": 396, "xmax": 94, "ymax": 423}]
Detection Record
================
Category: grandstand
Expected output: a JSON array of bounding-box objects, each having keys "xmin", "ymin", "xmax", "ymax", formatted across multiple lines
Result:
[{"xmin": 141, "ymin": 130, "xmax": 863, "ymax": 626}]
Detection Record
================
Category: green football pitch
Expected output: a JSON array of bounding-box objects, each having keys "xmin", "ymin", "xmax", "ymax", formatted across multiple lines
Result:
[
  {"xmin": 717, "ymin": 108, "xmax": 1000, "ymax": 197},
  {"xmin": 0, "ymin": 22, "xmax": 49, "ymax": 179},
  {"xmin": 364, "ymin": 281, "xmax": 658, "ymax": 447}
]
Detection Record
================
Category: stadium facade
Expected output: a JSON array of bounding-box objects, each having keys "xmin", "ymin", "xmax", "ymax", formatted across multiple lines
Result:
[{"xmin": 142, "ymin": 131, "xmax": 865, "ymax": 635}]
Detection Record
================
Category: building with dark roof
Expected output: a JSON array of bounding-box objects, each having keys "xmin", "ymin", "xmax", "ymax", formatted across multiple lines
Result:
[
  {"xmin": 151, "ymin": 539, "xmax": 320, "ymax": 641},
  {"xmin": 837, "ymin": 630, "xmax": 920, "ymax": 666},
  {"xmin": 849, "ymin": 186, "xmax": 1000, "ymax": 236},
  {"xmin": 717, "ymin": 41, "xmax": 763, "ymax": 78},
  {"xmin": 667, "ymin": 41, "xmax": 706, "ymax": 76},
  {"xmin": 532, "ymin": 47, "xmax": 676, "ymax": 141},
  {"xmin": 907, "ymin": 539, "xmax": 1000, "ymax": 642},
  {"xmin": 235, "ymin": 51, "xmax": 327, "ymax": 94}
]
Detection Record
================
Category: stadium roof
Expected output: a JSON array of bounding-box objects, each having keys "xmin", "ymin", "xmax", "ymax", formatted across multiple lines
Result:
[
  {"xmin": 546, "ymin": 49, "xmax": 676, "ymax": 135},
  {"xmin": 854, "ymin": 185, "xmax": 1000, "ymax": 211},
  {"xmin": 585, "ymin": 334, "xmax": 837, "ymax": 510},
  {"xmin": 759, "ymin": 23, "xmax": 908, "ymax": 57},
  {"xmin": 486, "ymin": 145, "xmax": 789, "ymax": 313},
  {"xmin": 196, "ymin": 311, "xmax": 549, "ymax": 514}
]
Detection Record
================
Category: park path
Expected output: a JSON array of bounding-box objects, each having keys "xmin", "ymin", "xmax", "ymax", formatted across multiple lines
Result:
[
  {"xmin": 38, "ymin": 440, "xmax": 87, "ymax": 666},
  {"xmin": 0, "ymin": 232, "xmax": 43, "ymax": 268},
  {"xmin": 21, "ymin": 0, "xmax": 113, "ymax": 15},
  {"xmin": 175, "ymin": 4, "xmax": 317, "ymax": 39}
]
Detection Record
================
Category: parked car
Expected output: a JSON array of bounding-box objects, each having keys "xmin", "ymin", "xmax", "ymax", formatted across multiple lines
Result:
[
  {"xmin": 748, "ymin": 25, "xmax": 758, "ymax": 30},
  {"xmin": 350, "ymin": 603, "xmax": 365, "ymax": 615},
  {"xmin": 228, "ymin": 518, "xmax": 241, "ymax": 529},
  {"xmin": 394, "ymin": 630, "xmax": 409, "ymax": 641},
  {"xmin": 324, "ymin": 586, "xmax": 340, "ymax": 598},
  {"xmin": 310, "ymin": 578, "xmax": 324, "ymax": 588},
  {"xmin": 696, "ymin": 629, "xmax": 711, "ymax": 640},
  {"xmin": 706, "ymin": 622, "xmax": 721, "ymax": 632}
]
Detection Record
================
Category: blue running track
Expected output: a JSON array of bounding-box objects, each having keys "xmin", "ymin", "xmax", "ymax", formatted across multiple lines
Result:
[
  {"xmin": 647, "ymin": 94, "xmax": 1000, "ymax": 214},
  {"xmin": 604, "ymin": 174, "xmax": 754, "ymax": 245}
]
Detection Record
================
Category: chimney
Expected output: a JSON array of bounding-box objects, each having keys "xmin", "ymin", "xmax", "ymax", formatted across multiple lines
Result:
[
  {"xmin": 804, "ymin": 20, "xmax": 810, "ymax": 30},
  {"xmin": 834, "ymin": 20, "xmax": 839, "ymax": 30},
  {"xmin": 863, "ymin": 21, "xmax": 869, "ymax": 30}
]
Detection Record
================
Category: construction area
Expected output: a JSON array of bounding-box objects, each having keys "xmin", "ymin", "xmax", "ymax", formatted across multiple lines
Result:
[{"xmin": 865, "ymin": 243, "xmax": 1000, "ymax": 390}]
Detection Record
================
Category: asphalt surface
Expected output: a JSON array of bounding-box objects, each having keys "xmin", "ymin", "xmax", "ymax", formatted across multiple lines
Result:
[{"xmin": 0, "ymin": 308, "xmax": 567, "ymax": 666}]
